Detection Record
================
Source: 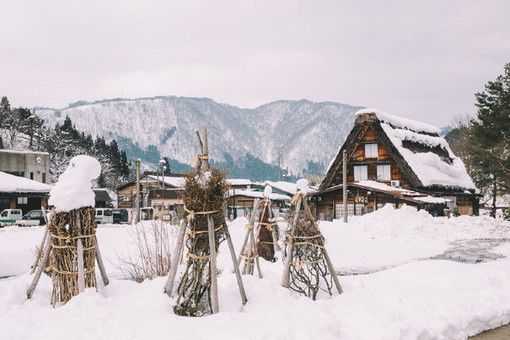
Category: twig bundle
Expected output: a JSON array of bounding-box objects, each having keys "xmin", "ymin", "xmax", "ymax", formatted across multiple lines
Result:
[
  {"xmin": 174, "ymin": 168, "xmax": 228, "ymax": 316},
  {"xmin": 256, "ymin": 200, "xmax": 278, "ymax": 262},
  {"xmin": 48, "ymin": 207, "xmax": 97, "ymax": 305},
  {"xmin": 285, "ymin": 199, "xmax": 333, "ymax": 300}
]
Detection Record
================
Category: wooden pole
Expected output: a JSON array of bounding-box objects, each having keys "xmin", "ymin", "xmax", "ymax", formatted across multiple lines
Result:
[
  {"xmin": 95, "ymin": 237, "xmax": 110, "ymax": 286},
  {"xmin": 164, "ymin": 219, "xmax": 186, "ymax": 297},
  {"xmin": 75, "ymin": 213, "xmax": 85, "ymax": 293},
  {"xmin": 207, "ymin": 215, "xmax": 219, "ymax": 313},
  {"xmin": 135, "ymin": 159, "xmax": 141, "ymax": 223},
  {"xmin": 223, "ymin": 223, "xmax": 248, "ymax": 305},
  {"xmin": 323, "ymin": 248, "xmax": 343, "ymax": 294},
  {"xmin": 30, "ymin": 228, "xmax": 48, "ymax": 274},
  {"xmin": 268, "ymin": 200, "xmax": 281, "ymax": 252},
  {"xmin": 200, "ymin": 128, "xmax": 209, "ymax": 171},
  {"xmin": 26, "ymin": 234, "xmax": 51, "ymax": 299},
  {"xmin": 342, "ymin": 150, "xmax": 348, "ymax": 223},
  {"xmin": 237, "ymin": 199, "xmax": 260, "ymax": 268},
  {"xmin": 249, "ymin": 226, "xmax": 262, "ymax": 278},
  {"xmin": 281, "ymin": 195, "xmax": 302, "ymax": 288}
]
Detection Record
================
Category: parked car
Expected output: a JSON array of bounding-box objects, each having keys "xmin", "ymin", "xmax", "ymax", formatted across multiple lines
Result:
[
  {"xmin": 17, "ymin": 210, "xmax": 46, "ymax": 227},
  {"xmin": 112, "ymin": 209, "xmax": 129, "ymax": 224},
  {"xmin": 95, "ymin": 208, "xmax": 113, "ymax": 224},
  {"xmin": 0, "ymin": 209, "xmax": 23, "ymax": 227}
]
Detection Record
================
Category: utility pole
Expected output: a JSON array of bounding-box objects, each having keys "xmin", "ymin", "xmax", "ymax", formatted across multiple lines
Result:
[
  {"xmin": 342, "ymin": 150, "xmax": 348, "ymax": 223},
  {"xmin": 135, "ymin": 159, "xmax": 141, "ymax": 223}
]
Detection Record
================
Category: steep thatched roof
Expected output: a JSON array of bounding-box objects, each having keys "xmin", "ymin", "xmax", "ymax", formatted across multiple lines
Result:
[{"xmin": 320, "ymin": 109, "xmax": 475, "ymax": 191}]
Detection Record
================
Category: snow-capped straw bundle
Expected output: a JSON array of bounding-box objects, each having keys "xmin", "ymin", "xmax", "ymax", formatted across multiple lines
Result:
[
  {"xmin": 281, "ymin": 179, "xmax": 343, "ymax": 300},
  {"xmin": 169, "ymin": 128, "xmax": 247, "ymax": 316},
  {"xmin": 26, "ymin": 155, "xmax": 109, "ymax": 305}
]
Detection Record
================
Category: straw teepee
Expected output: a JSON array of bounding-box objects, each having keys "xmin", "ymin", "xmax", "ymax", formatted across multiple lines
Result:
[
  {"xmin": 164, "ymin": 129, "xmax": 247, "ymax": 316},
  {"xmin": 281, "ymin": 179, "xmax": 342, "ymax": 300},
  {"xmin": 238, "ymin": 185, "xmax": 280, "ymax": 277},
  {"xmin": 26, "ymin": 155, "xmax": 109, "ymax": 305}
]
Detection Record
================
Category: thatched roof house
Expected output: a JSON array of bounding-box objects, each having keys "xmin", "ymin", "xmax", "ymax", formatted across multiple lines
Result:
[{"xmin": 312, "ymin": 109, "xmax": 478, "ymax": 219}]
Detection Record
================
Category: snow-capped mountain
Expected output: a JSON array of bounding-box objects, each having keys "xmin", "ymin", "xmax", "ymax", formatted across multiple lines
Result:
[{"xmin": 35, "ymin": 96, "xmax": 361, "ymax": 174}]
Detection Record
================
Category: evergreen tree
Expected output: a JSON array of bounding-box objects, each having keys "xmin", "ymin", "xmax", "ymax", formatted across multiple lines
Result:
[{"xmin": 469, "ymin": 62, "xmax": 510, "ymax": 217}]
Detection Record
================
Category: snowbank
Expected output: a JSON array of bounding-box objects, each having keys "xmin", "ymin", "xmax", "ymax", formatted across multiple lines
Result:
[
  {"xmin": 48, "ymin": 155, "xmax": 101, "ymax": 211},
  {"xmin": 2, "ymin": 209, "xmax": 510, "ymax": 339},
  {"xmin": 320, "ymin": 205, "xmax": 510, "ymax": 273}
]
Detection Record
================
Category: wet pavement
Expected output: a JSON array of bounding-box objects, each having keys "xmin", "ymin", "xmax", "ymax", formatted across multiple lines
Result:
[
  {"xmin": 431, "ymin": 238, "xmax": 510, "ymax": 264},
  {"xmin": 470, "ymin": 324, "xmax": 510, "ymax": 339}
]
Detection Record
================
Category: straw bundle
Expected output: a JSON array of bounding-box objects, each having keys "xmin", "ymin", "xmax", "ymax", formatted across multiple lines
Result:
[
  {"xmin": 286, "ymin": 202, "xmax": 333, "ymax": 300},
  {"xmin": 48, "ymin": 207, "xmax": 97, "ymax": 305},
  {"xmin": 256, "ymin": 200, "xmax": 277, "ymax": 262},
  {"xmin": 174, "ymin": 168, "xmax": 228, "ymax": 316}
]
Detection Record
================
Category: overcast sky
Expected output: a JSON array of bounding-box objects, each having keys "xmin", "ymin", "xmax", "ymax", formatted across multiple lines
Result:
[{"xmin": 1, "ymin": 0, "xmax": 509, "ymax": 125}]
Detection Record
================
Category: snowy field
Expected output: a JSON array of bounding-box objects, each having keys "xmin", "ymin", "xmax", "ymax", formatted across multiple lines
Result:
[{"xmin": 1, "ymin": 206, "xmax": 510, "ymax": 340}]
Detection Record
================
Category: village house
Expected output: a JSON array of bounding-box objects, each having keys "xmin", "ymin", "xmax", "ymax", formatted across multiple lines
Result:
[
  {"xmin": 312, "ymin": 109, "xmax": 478, "ymax": 220},
  {"xmin": 0, "ymin": 149, "xmax": 49, "ymax": 183},
  {"xmin": 0, "ymin": 170, "xmax": 51, "ymax": 214},
  {"xmin": 116, "ymin": 172, "xmax": 187, "ymax": 220}
]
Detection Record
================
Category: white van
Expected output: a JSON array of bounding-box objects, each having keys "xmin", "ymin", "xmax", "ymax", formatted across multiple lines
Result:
[
  {"xmin": 95, "ymin": 208, "xmax": 113, "ymax": 224},
  {"xmin": 0, "ymin": 209, "xmax": 23, "ymax": 227}
]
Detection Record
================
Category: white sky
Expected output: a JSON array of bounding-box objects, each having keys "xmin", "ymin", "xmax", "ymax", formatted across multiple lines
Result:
[{"xmin": 1, "ymin": 0, "xmax": 509, "ymax": 125}]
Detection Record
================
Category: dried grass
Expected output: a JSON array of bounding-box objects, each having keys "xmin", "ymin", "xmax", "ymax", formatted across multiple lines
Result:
[{"xmin": 118, "ymin": 221, "xmax": 173, "ymax": 283}]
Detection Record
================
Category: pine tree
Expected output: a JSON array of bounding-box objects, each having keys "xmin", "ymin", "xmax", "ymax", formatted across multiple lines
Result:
[{"xmin": 470, "ymin": 62, "xmax": 510, "ymax": 217}]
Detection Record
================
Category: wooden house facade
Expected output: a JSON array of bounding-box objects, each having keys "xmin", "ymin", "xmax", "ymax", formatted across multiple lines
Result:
[
  {"xmin": 117, "ymin": 173, "xmax": 186, "ymax": 221},
  {"xmin": 313, "ymin": 110, "xmax": 479, "ymax": 220}
]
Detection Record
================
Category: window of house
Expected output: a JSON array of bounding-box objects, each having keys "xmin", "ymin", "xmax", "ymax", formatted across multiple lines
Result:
[
  {"xmin": 365, "ymin": 143, "xmax": 378, "ymax": 158},
  {"xmin": 377, "ymin": 164, "xmax": 391, "ymax": 181},
  {"xmin": 353, "ymin": 165, "xmax": 368, "ymax": 181},
  {"xmin": 17, "ymin": 197, "xmax": 28, "ymax": 205},
  {"xmin": 42, "ymin": 173, "xmax": 46, "ymax": 183}
]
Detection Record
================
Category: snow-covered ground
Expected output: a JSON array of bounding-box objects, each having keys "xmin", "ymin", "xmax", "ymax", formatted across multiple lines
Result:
[{"xmin": 1, "ymin": 206, "xmax": 510, "ymax": 340}]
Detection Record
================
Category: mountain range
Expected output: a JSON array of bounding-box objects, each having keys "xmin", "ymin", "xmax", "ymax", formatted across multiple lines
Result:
[{"xmin": 35, "ymin": 96, "xmax": 362, "ymax": 175}]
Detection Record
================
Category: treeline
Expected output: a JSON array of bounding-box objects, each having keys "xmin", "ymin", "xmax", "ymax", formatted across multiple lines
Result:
[
  {"xmin": 446, "ymin": 62, "xmax": 510, "ymax": 217},
  {"xmin": 212, "ymin": 152, "xmax": 296, "ymax": 182},
  {"xmin": 0, "ymin": 97, "xmax": 130, "ymax": 188}
]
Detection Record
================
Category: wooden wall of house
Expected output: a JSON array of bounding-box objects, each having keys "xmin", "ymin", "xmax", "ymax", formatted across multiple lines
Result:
[
  {"xmin": 457, "ymin": 196, "xmax": 475, "ymax": 215},
  {"xmin": 331, "ymin": 126, "xmax": 411, "ymax": 188},
  {"xmin": 312, "ymin": 187, "xmax": 408, "ymax": 220}
]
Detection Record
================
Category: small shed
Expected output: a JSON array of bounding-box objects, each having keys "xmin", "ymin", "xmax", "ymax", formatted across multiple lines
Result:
[{"xmin": 226, "ymin": 189, "xmax": 291, "ymax": 219}]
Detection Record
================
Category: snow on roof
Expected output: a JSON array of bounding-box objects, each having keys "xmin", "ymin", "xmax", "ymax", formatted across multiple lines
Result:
[
  {"xmin": 355, "ymin": 180, "xmax": 449, "ymax": 205},
  {"xmin": 0, "ymin": 171, "xmax": 51, "ymax": 193},
  {"xmin": 227, "ymin": 189, "xmax": 290, "ymax": 201},
  {"xmin": 227, "ymin": 178, "xmax": 252, "ymax": 186},
  {"xmin": 380, "ymin": 123, "xmax": 475, "ymax": 189},
  {"xmin": 147, "ymin": 175, "xmax": 186, "ymax": 188},
  {"xmin": 355, "ymin": 180, "xmax": 411, "ymax": 194},
  {"xmin": 264, "ymin": 180, "xmax": 298, "ymax": 195},
  {"xmin": 355, "ymin": 108, "xmax": 440, "ymax": 134},
  {"xmin": 0, "ymin": 149, "xmax": 49, "ymax": 156},
  {"xmin": 412, "ymin": 196, "xmax": 450, "ymax": 204}
]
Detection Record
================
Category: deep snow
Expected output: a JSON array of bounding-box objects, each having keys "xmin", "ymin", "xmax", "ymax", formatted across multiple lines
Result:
[{"xmin": 1, "ymin": 206, "xmax": 510, "ymax": 340}]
